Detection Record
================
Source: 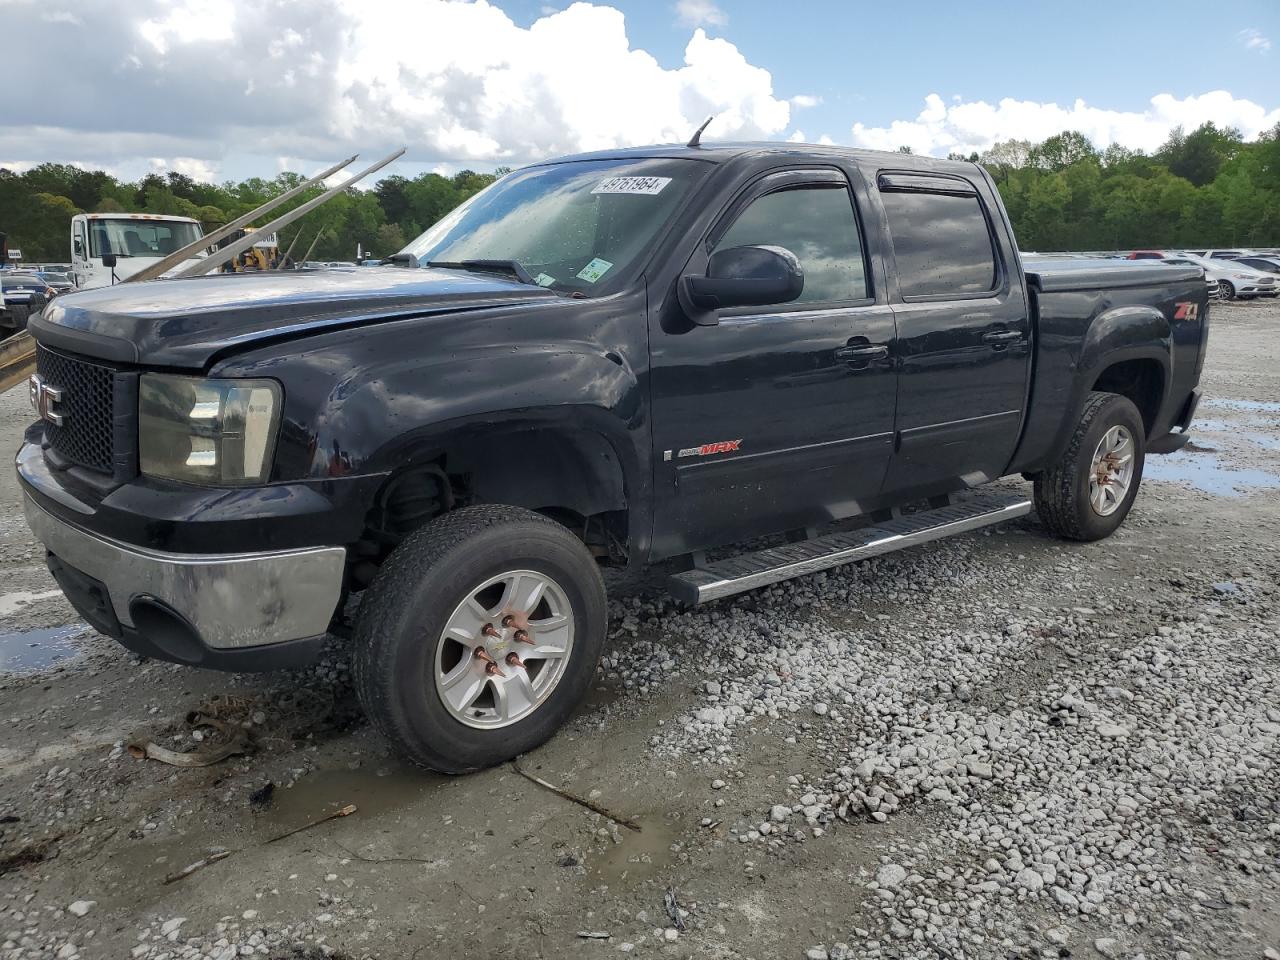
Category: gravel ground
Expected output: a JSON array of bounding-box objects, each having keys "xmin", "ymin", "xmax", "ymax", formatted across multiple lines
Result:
[{"xmin": 1, "ymin": 299, "xmax": 1277, "ymax": 960}]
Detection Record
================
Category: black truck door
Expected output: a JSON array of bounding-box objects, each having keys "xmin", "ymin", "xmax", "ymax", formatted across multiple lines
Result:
[
  {"xmin": 876, "ymin": 172, "xmax": 1031, "ymax": 499},
  {"xmin": 647, "ymin": 167, "xmax": 897, "ymax": 559}
]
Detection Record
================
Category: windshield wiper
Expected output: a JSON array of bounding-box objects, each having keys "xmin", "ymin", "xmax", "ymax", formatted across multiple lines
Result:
[{"xmin": 425, "ymin": 259, "xmax": 537, "ymax": 286}]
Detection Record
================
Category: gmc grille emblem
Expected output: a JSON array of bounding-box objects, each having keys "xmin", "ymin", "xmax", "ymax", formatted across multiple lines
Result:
[{"xmin": 28, "ymin": 374, "xmax": 66, "ymax": 427}]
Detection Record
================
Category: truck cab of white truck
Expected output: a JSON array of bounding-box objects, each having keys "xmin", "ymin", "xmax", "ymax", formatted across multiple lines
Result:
[{"xmin": 70, "ymin": 212, "xmax": 209, "ymax": 289}]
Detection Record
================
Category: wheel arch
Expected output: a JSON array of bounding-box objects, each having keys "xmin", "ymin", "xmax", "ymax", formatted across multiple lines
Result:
[{"xmin": 354, "ymin": 408, "xmax": 644, "ymax": 578}]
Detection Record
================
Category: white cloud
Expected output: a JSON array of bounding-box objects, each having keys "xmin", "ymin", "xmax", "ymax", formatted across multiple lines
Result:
[
  {"xmin": 138, "ymin": 0, "xmax": 235, "ymax": 55},
  {"xmin": 334, "ymin": 2, "xmax": 788, "ymax": 160},
  {"xmin": 0, "ymin": 0, "xmax": 790, "ymax": 178},
  {"xmin": 850, "ymin": 91, "xmax": 1280, "ymax": 157},
  {"xmin": 1238, "ymin": 27, "xmax": 1271, "ymax": 53},
  {"xmin": 674, "ymin": 0, "xmax": 727, "ymax": 28},
  {"xmin": 790, "ymin": 94, "xmax": 821, "ymax": 109}
]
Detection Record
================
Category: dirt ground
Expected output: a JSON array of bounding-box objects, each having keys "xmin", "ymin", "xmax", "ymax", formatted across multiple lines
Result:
[{"xmin": 1, "ymin": 299, "xmax": 1277, "ymax": 960}]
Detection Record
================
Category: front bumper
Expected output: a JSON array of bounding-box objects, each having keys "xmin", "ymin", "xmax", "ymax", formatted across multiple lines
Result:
[
  {"xmin": 24, "ymin": 492, "xmax": 346, "ymax": 670},
  {"xmin": 1237, "ymin": 282, "xmax": 1276, "ymax": 296}
]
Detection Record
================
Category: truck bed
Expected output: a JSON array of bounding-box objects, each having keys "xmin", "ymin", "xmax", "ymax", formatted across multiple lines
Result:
[
  {"xmin": 1012, "ymin": 256, "xmax": 1210, "ymax": 475},
  {"xmin": 1023, "ymin": 256, "xmax": 1203, "ymax": 291}
]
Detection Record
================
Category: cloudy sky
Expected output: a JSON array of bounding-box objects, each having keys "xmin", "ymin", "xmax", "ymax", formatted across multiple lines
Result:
[{"xmin": 1, "ymin": 0, "xmax": 1277, "ymax": 184}]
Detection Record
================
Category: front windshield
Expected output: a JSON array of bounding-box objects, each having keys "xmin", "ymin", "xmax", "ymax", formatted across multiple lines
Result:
[
  {"xmin": 401, "ymin": 158, "xmax": 704, "ymax": 295},
  {"xmin": 88, "ymin": 218, "xmax": 204, "ymax": 259}
]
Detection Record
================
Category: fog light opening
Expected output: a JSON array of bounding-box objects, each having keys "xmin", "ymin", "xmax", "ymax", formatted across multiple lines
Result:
[{"xmin": 128, "ymin": 597, "xmax": 205, "ymax": 665}]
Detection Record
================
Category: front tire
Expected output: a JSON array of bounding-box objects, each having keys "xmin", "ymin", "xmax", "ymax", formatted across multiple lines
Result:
[
  {"xmin": 1034, "ymin": 391, "xmax": 1145, "ymax": 542},
  {"xmin": 1219, "ymin": 280, "xmax": 1236, "ymax": 300},
  {"xmin": 353, "ymin": 505, "xmax": 607, "ymax": 773}
]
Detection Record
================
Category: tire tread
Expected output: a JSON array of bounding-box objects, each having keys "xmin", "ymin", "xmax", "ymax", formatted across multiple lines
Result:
[
  {"xmin": 1034, "ymin": 390, "xmax": 1142, "ymax": 542},
  {"xmin": 352, "ymin": 505, "xmax": 600, "ymax": 772}
]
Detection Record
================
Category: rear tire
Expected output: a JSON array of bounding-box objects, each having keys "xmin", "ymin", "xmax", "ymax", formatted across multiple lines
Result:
[
  {"xmin": 353, "ymin": 505, "xmax": 607, "ymax": 773},
  {"xmin": 9, "ymin": 305, "xmax": 29, "ymax": 332},
  {"xmin": 1034, "ymin": 391, "xmax": 1145, "ymax": 542}
]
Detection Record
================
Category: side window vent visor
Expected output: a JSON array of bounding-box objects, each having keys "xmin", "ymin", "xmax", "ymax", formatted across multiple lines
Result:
[{"xmin": 878, "ymin": 173, "xmax": 978, "ymax": 197}]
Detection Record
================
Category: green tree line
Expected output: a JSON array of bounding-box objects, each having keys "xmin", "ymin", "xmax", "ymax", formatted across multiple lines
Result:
[
  {"xmin": 0, "ymin": 164, "xmax": 508, "ymax": 264},
  {"xmin": 2, "ymin": 121, "xmax": 1277, "ymax": 264},
  {"xmin": 968, "ymin": 121, "xmax": 1280, "ymax": 251}
]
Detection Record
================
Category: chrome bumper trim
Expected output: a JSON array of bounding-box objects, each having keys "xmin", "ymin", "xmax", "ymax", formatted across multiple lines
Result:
[{"xmin": 23, "ymin": 494, "xmax": 346, "ymax": 649}]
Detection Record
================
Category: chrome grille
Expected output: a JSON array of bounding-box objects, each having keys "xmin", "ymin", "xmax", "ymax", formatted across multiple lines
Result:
[{"xmin": 35, "ymin": 346, "xmax": 115, "ymax": 474}]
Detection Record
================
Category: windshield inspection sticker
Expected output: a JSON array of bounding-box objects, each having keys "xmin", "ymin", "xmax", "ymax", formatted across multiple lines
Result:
[
  {"xmin": 576, "ymin": 258, "xmax": 614, "ymax": 283},
  {"xmin": 534, "ymin": 272, "xmax": 557, "ymax": 287},
  {"xmin": 591, "ymin": 176, "xmax": 672, "ymax": 196}
]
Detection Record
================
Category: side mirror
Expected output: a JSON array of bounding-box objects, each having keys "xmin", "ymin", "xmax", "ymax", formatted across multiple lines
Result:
[
  {"xmin": 679, "ymin": 244, "xmax": 804, "ymax": 326},
  {"xmin": 101, "ymin": 253, "xmax": 117, "ymax": 268}
]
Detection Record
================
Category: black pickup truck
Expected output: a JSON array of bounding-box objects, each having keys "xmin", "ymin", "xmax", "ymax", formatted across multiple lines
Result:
[{"xmin": 18, "ymin": 144, "xmax": 1208, "ymax": 772}]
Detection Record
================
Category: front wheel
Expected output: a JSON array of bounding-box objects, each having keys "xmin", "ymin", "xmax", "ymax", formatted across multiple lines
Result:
[
  {"xmin": 1219, "ymin": 280, "xmax": 1236, "ymax": 300},
  {"xmin": 1034, "ymin": 391, "xmax": 1145, "ymax": 542},
  {"xmin": 353, "ymin": 505, "xmax": 607, "ymax": 773}
]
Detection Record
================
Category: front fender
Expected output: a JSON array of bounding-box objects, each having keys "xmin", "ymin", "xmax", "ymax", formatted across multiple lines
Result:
[
  {"xmin": 313, "ymin": 341, "xmax": 643, "ymax": 476},
  {"xmin": 216, "ymin": 318, "xmax": 652, "ymax": 553}
]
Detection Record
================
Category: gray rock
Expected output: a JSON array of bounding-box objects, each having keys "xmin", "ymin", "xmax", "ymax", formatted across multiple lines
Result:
[
  {"xmin": 1014, "ymin": 867, "xmax": 1044, "ymax": 892},
  {"xmin": 875, "ymin": 863, "xmax": 907, "ymax": 888},
  {"xmin": 1096, "ymin": 723, "xmax": 1131, "ymax": 739}
]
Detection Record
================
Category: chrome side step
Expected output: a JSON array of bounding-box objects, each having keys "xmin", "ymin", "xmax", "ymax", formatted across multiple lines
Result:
[{"xmin": 666, "ymin": 491, "xmax": 1032, "ymax": 605}]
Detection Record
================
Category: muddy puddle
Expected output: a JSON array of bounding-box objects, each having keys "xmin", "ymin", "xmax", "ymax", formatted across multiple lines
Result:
[
  {"xmin": 258, "ymin": 763, "xmax": 446, "ymax": 832},
  {"xmin": 0, "ymin": 624, "xmax": 88, "ymax": 673},
  {"xmin": 1201, "ymin": 398, "xmax": 1280, "ymax": 413},
  {"xmin": 589, "ymin": 813, "xmax": 681, "ymax": 887},
  {"xmin": 1146, "ymin": 450, "xmax": 1280, "ymax": 497},
  {"xmin": 1192, "ymin": 414, "xmax": 1280, "ymax": 451}
]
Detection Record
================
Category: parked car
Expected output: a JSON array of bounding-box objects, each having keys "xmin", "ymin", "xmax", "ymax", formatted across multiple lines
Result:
[
  {"xmin": 20, "ymin": 143, "xmax": 1209, "ymax": 772},
  {"xmin": 1169, "ymin": 254, "xmax": 1277, "ymax": 300},
  {"xmin": 0, "ymin": 272, "xmax": 54, "ymax": 330},
  {"xmin": 1229, "ymin": 255, "xmax": 1280, "ymax": 276},
  {"xmin": 1185, "ymin": 249, "xmax": 1256, "ymax": 260},
  {"xmin": 34, "ymin": 271, "xmax": 74, "ymax": 294},
  {"xmin": 1126, "ymin": 250, "xmax": 1169, "ymax": 260}
]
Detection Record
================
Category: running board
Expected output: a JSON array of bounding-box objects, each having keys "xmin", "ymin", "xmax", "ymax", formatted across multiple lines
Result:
[{"xmin": 667, "ymin": 491, "xmax": 1032, "ymax": 605}]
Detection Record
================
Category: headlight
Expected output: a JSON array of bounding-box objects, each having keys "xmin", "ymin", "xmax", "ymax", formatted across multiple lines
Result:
[
  {"xmin": 1232, "ymin": 273, "xmax": 1251, "ymax": 280},
  {"xmin": 139, "ymin": 374, "xmax": 281, "ymax": 484}
]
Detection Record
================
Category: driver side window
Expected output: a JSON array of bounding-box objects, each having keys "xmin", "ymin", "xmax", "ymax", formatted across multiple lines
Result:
[{"xmin": 714, "ymin": 185, "xmax": 867, "ymax": 304}]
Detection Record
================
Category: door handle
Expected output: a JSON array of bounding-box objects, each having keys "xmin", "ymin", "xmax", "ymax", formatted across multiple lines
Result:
[
  {"xmin": 834, "ymin": 344, "xmax": 889, "ymax": 362},
  {"xmin": 983, "ymin": 330, "xmax": 1023, "ymax": 347}
]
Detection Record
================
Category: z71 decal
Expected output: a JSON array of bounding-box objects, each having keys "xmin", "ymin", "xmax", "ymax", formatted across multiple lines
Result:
[
  {"xmin": 1173, "ymin": 302, "xmax": 1199, "ymax": 320},
  {"xmin": 663, "ymin": 439, "xmax": 743, "ymax": 461}
]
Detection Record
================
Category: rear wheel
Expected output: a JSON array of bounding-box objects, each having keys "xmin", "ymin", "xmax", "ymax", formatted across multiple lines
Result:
[
  {"xmin": 1034, "ymin": 391, "xmax": 1145, "ymax": 542},
  {"xmin": 353, "ymin": 505, "xmax": 607, "ymax": 773},
  {"xmin": 8, "ymin": 305, "xmax": 29, "ymax": 332}
]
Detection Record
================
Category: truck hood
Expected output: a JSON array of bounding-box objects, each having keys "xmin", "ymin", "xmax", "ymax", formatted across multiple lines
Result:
[{"xmin": 29, "ymin": 267, "xmax": 558, "ymax": 369}]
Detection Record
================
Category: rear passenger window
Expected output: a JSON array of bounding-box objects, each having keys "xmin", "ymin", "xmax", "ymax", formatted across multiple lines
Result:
[
  {"xmin": 881, "ymin": 188, "xmax": 998, "ymax": 297},
  {"xmin": 714, "ymin": 185, "xmax": 867, "ymax": 303}
]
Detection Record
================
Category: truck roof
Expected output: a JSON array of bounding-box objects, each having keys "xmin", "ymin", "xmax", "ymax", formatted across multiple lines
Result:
[
  {"xmin": 531, "ymin": 141, "xmax": 984, "ymax": 176},
  {"xmin": 74, "ymin": 212, "xmax": 201, "ymax": 223}
]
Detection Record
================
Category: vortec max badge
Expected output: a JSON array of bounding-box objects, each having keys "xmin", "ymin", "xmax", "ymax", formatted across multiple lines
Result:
[{"xmin": 664, "ymin": 439, "xmax": 743, "ymax": 461}]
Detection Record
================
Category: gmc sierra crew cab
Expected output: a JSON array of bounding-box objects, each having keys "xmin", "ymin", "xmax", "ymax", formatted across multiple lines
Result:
[{"xmin": 18, "ymin": 143, "xmax": 1209, "ymax": 772}]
